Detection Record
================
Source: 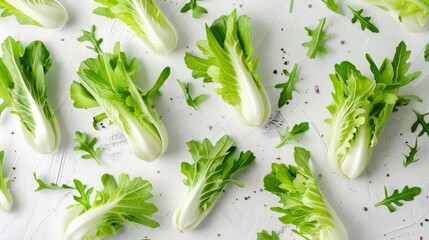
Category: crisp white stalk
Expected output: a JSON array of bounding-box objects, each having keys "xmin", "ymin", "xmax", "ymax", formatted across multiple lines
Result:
[
  {"xmin": 227, "ymin": 44, "xmax": 270, "ymax": 127},
  {"xmin": 0, "ymin": 186, "xmax": 13, "ymax": 212},
  {"xmin": 6, "ymin": 0, "xmax": 69, "ymax": 29},
  {"xmin": 319, "ymin": 193, "xmax": 348, "ymax": 240},
  {"xmin": 62, "ymin": 200, "xmax": 118, "ymax": 240},
  {"xmin": 172, "ymin": 178, "xmax": 209, "ymax": 232},
  {"xmin": 131, "ymin": 0, "xmax": 177, "ymax": 55}
]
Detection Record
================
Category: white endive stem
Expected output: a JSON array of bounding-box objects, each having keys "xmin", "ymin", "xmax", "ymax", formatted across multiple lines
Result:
[
  {"xmin": 319, "ymin": 193, "xmax": 348, "ymax": 240},
  {"xmin": 0, "ymin": 188, "xmax": 13, "ymax": 212},
  {"xmin": 6, "ymin": 0, "xmax": 69, "ymax": 29}
]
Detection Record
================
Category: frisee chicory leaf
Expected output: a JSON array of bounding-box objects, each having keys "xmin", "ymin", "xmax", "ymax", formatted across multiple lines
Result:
[
  {"xmin": 374, "ymin": 185, "xmax": 421, "ymax": 212},
  {"xmin": 0, "ymin": 0, "xmax": 68, "ymax": 29},
  {"xmin": 184, "ymin": 9, "xmax": 271, "ymax": 127},
  {"xmin": 348, "ymin": 6, "xmax": 379, "ymax": 33},
  {"xmin": 70, "ymin": 25, "xmax": 169, "ymax": 161},
  {"xmin": 0, "ymin": 151, "xmax": 12, "ymax": 211},
  {"xmin": 172, "ymin": 135, "xmax": 255, "ymax": 232},
  {"xmin": 74, "ymin": 131, "xmax": 102, "ymax": 165},
  {"xmin": 275, "ymin": 122, "xmax": 309, "ymax": 148},
  {"xmin": 264, "ymin": 147, "xmax": 348, "ymax": 239},
  {"xmin": 326, "ymin": 41, "xmax": 421, "ymax": 179},
  {"xmin": 93, "ymin": 0, "xmax": 178, "ymax": 55},
  {"xmin": 275, "ymin": 64, "xmax": 300, "ymax": 108},
  {"xmin": 0, "ymin": 37, "xmax": 61, "ymax": 154},
  {"xmin": 302, "ymin": 17, "xmax": 330, "ymax": 59}
]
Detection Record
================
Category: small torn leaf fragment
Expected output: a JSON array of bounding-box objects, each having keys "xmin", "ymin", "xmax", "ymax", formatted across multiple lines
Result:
[
  {"xmin": 275, "ymin": 64, "xmax": 299, "ymax": 108},
  {"xmin": 403, "ymin": 139, "xmax": 420, "ymax": 167},
  {"xmin": 180, "ymin": 0, "xmax": 208, "ymax": 19},
  {"xmin": 322, "ymin": 0, "xmax": 341, "ymax": 14},
  {"xmin": 276, "ymin": 122, "xmax": 309, "ymax": 148},
  {"xmin": 74, "ymin": 131, "xmax": 102, "ymax": 165},
  {"xmin": 33, "ymin": 172, "xmax": 75, "ymax": 191},
  {"xmin": 374, "ymin": 185, "xmax": 421, "ymax": 212},
  {"xmin": 425, "ymin": 43, "xmax": 429, "ymax": 61},
  {"xmin": 257, "ymin": 230, "xmax": 280, "ymax": 240},
  {"xmin": 348, "ymin": 6, "xmax": 379, "ymax": 33},
  {"xmin": 302, "ymin": 17, "xmax": 330, "ymax": 59},
  {"xmin": 177, "ymin": 80, "xmax": 207, "ymax": 110}
]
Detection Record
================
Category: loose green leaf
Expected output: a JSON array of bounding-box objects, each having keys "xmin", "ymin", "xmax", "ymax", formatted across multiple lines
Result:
[
  {"xmin": 264, "ymin": 147, "xmax": 348, "ymax": 239},
  {"xmin": 71, "ymin": 25, "xmax": 169, "ymax": 161},
  {"xmin": 275, "ymin": 64, "xmax": 299, "ymax": 108},
  {"xmin": 393, "ymin": 95, "xmax": 423, "ymax": 112},
  {"xmin": 289, "ymin": 0, "xmax": 294, "ymax": 13},
  {"xmin": 33, "ymin": 172, "xmax": 75, "ymax": 191},
  {"xmin": 348, "ymin": 6, "xmax": 379, "ymax": 33},
  {"xmin": 0, "ymin": 151, "xmax": 12, "ymax": 211},
  {"xmin": 322, "ymin": 0, "xmax": 341, "ymax": 14},
  {"xmin": 257, "ymin": 230, "xmax": 280, "ymax": 240},
  {"xmin": 374, "ymin": 186, "xmax": 421, "ymax": 212},
  {"xmin": 411, "ymin": 110, "xmax": 429, "ymax": 137},
  {"xmin": 302, "ymin": 17, "xmax": 330, "ymax": 59},
  {"xmin": 180, "ymin": 0, "xmax": 208, "ymax": 19},
  {"xmin": 275, "ymin": 122, "xmax": 309, "ymax": 148},
  {"xmin": 62, "ymin": 174, "xmax": 159, "ymax": 239},
  {"xmin": 425, "ymin": 43, "xmax": 429, "ymax": 61},
  {"xmin": 93, "ymin": 0, "xmax": 177, "ymax": 55},
  {"xmin": 73, "ymin": 131, "xmax": 102, "ymax": 165},
  {"xmin": 0, "ymin": 0, "xmax": 68, "ymax": 29},
  {"xmin": 403, "ymin": 139, "xmax": 420, "ymax": 167},
  {"xmin": 177, "ymin": 80, "xmax": 207, "ymax": 110},
  {"xmin": 184, "ymin": 10, "xmax": 271, "ymax": 127},
  {"xmin": 173, "ymin": 135, "xmax": 255, "ymax": 231}
]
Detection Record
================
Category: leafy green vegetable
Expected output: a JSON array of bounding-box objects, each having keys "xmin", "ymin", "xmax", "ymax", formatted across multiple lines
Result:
[
  {"xmin": 0, "ymin": 0, "xmax": 68, "ymax": 29},
  {"xmin": 257, "ymin": 230, "xmax": 280, "ymax": 240},
  {"xmin": 33, "ymin": 172, "xmax": 75, "ymax": 191},
  {"xmin": 264, "ymin": 147, "xmax": 348, "ymax": 239},
  {"xmin": 172, "ymin": 135, "xmax": 255, "ymax": 232},
  {"xmin": 177, "ymin": 80, "xmax": 207, "ymax": 110},
  {"xmin": 70, "ymin": 25, "xmax": 169, "ymax": 161},
  {"xmin": 363, "ymin": 0, "xmax": 429, "ymax": 32},
  {"xmin": 348, "ymin": 6, "xmax": 379, "ymax": 33},
  {"xmin": 0, "ymin": 37, "xmax": 61, "ymax": 154},
  {"xmin": 302, "ymin": 17, "xmax": 330, "ymax": 59},
  {"xmin": 425, "ymin": 43, "xmax": 429, "ymax": 61},
  {"xmin": 275, "ymin": 122, "xmax": 309, "ymax": 148},
  {"xmin": 93, "ymin": 0, "xmax": 178, "ymax": 55},
  {"xmin": 403, "ymin": 139, "xmax": 420, "ymax": 167},
  {"xmin": 184, "ymin": 9, "xmax": 271, "ymax": 127},
  {"xmin": 326, "ymin": 41, "xmax": 421, "ymax": 179},
  {"xmin": 180, "ymin": 0, "xmax": 208, "ymax": 19},
  {"xmin": 275, "ymin": 64, "xmax": 299, "ymax": 108},
  {"xmin": 289, "ymin": 0, "xmax": 294, "ymax": 13},
  {"xmin": 374, "ymin": 186, "xmax": 421, "ymax": 212},
  {"xmin": 411, "ymin": 110, "xmax": 429, "ymax": 137},
  {"xmin": 74, "ymin": 131, "xmax": 102, "ymax": 165},
  {"xmin": 61, "ymin": 173, "xmax": 159, "ymax": 239},
  {"xmin": 393, "ymin": 95, "xmax": 423, "ymax": 112},
  {"xmin": 322, "ymin": 0, "xmax": 341, "ymax": 14},
  {"xmin": 0, "ymin": 151, "xmax": 12, "ymax": 211}
]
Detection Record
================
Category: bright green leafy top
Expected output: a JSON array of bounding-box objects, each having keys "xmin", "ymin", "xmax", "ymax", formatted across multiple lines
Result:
[
  {"xmin": 257, "ymin": 230, "xmax": 280, "ymax": 240},
  {"xmin": 172, "ymin": 135, "xmax": 255, "ymax": 231},
  {"xmin": 181, "ymin": 0, "xmax": 208, "ymax": 19},
  {"xmin": 302, "ymin": 18, "xmax": 330, "ymax": 59},
  {"xmin": 275, "ymin": 122, "xmax": 309, "ymax": 148},
  {"xmin": 0, "ymin": 151, "xmax": 12, "ymax": 211},
  {"xmin": 264, "ymin": 147, "xmax": 348, "ymax": 239},
  {"xmin": 411, "ymin": 110, "xmax": 429, "ymax": 137},
  {"xmin": 177, "ymin": 80, "xmax": 207, "ymax": 111},
  {"xmin": 322, "ymin": 0, "xmax": 341, "ymax": 14},
  {"xmin": 348, "ymin": 6, "xmax": 379, "ymax": 33},
  {"xmin": 374, "ymin": 185, "xmax": 421, "ymax": 212},
  {"xmin": 184, "ymin": 9, "xmax": 271, "ymax": 127},
  {"xmin": 33, "ymin": 172, "xmax": 75, "ymax": 191},
  {"xmin": 275, "ymin": 64, "xmax": 299, "ymax": 108},
  {"xmin": 93, "ymin": 0, "xmax": 177, "ymax": 55},
  {"xmin": 74, "ymin": 131, "xmax": 102, "ymax": 165},
  {"xmin": 0, "ymin": 37, "xmax": 61, "ymax": 154},
  {"xmin": 403, "ymin": 139, "xmax": 420, "ymax": 167},
  {"xmin": 71, "ymin": 25, "xmax": 169, "ymax": 161},
  {"xmin": 0, "ymin": 0, "xmax": 68, "ymax": 29},
  {"xmin": 62, "ymin": 173, "xmax": 159, "ymax": 239}
]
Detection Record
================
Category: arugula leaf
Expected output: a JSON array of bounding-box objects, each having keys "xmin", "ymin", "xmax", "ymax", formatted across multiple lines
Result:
[
  {"xmin": 257, "ymin": 230, "xmax": 280, "ymax": 240},
  {"xmin": 374, "ymin": 186, "xmax": 421, "ymax": 212},
  {"xmin": 180, "ymin": 0, "xmax": 208, "ymax": 19},
  {"xmin": 71, "ymin": 25, "xmax": 169, "ymax": 161},
  {"xmin": 177, "ymin": 80, "xmax": 207, "ymax": 110},
  {"xmin": 275, "ymin": 122, "xmax": 309, "ymax": 148},
  {"xmin": 322, "ymin": 0, "xmax": 341, "ymax": 14},
  {"xmin": 0, "ymin": 151, "xmax": 12, "ymax": 211},
  {"xmin": 302, "ymin": 17, "xmax": 330, "ymax": 59},
  {"xmin": 403, "ymin": 139, "xmax": 420, "ymax": 167},
  {"xmin": 264, "ymin": 147, "xmax": 348, "ymax": 239},
  {"xmin": 73, "ymin": 131, "xmax": 102, "ymax": 165},
  {"xmin": 173, "ymin": 135, "xmax": 255, "ymax": 231},
  {"xmin": 62, "ymin": 173, "xmax": 159, "ymax": 239},
  {"xmin": 274, "ymin": 64, "xmax": 299, "ymax": 108},
  {"xmin": 348, "ymin": 6, "xmax": 379, "ymax": 33},
  {"xmin": 33, "ymin": 172, "xmax": 75, "ymax": 191},
  {"xmin": 411, "ymin": 110, "xmax": 429, "ymax": 137},
  {"xmin": 425, "ymin": 43, "xmax": 429, "ymax": 61}
]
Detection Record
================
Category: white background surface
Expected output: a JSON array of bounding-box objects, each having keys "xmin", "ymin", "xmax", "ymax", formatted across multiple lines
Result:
[{"xmin": 1, "ymin": 0, "xmax": 429, "ymax": 239}]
